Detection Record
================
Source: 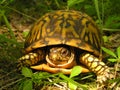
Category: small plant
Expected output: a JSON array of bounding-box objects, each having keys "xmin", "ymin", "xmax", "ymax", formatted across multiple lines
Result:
[
  {"xmin": 102, "ymin": 46, "xmax": 120, "ymax": 89},
  {"xmin": 104, "ymin": 15, "xmax": 120, "ymax": 29},
  {"xmin": 102, "ymin": 46, "xmax": 120, "ymax": 63},
  {"xmin": 102, "ymin": 46, "xmax": 120, "ymax": 81},
  {"xmin": 18, "ymin": 67, "xmax": 58, "ymax": 90},
  {"xmin": 18, "ymin": 66, "xmax": 89, "ymax": 90},
  {"xmin": 0, "ymin": 0, "xmax": 16, "ymax": 40},
  {"xmin": 68, "ymin": 66, "xmax": 88, "ymax": 90},
  {"xmin": 67, "ymin": 0, "xmax": 85, "ymax": 9}
]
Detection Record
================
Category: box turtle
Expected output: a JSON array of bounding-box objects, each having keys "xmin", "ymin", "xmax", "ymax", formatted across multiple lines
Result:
[{"xmin": 18, "ymin": 10, "xmax": 112, "ymax": 84}]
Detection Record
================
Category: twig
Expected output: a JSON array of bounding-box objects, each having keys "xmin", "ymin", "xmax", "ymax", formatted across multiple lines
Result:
[
  {"xmin": 6, "ymin": 6, "xmax": 37, "ymax": 21},
  {"xmin": 0, "ymin": 69, "xmax": 17, "ymax": 80},
  {"xmin": 102, "ymin": 28, "xmax": 120, "ymax": 31},
  {"xmin": 47, "ymin": 78, "xmax": 70, "ymax": 90},
  {"xmin": 0, "ymin": 78, "xmax": 22, "ymax": 89},
  {"xmin": 2, "ymin": 77, "xmax": 18, "ymax": 85}
]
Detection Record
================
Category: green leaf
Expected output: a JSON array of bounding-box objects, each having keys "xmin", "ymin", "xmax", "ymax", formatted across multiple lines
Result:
[
  {"xmin": 18, "ymin": 80, "xmax": 24, "ymax": 90},
  {"xmin": 102, "ymin": 36, "xmax": 109, "ymax": 43},
  {"xmin": 117, "ymin": 46, "xmax": 120, "ymax": 59},
  {"xmin": 70, "ymin": 66, "xmax": 82, "ymax": 78},
  {"xmin": 102, "ymin": 47, "xmax": 117, "ymax": 58},
  {"xmin": 108, "ymin": 58, "xmax": 117, "ymax": 63},
  {"xmin": 59, "ymin": 73, "xmax": 88, "ymax": 90},
  {"xmin": 67, "ymin": 0, "xmax": 84, "ymax": 8},
  {"xmin": 68, "ymin": 82, "xmax": 77, "ymax": 90},
  {"xmin": 104, "ymin": 15, "xmax": 120, "ymax": 29},
  {"xmin": 23, "ymin": 31, "xmax": 29, "ymax": 37},
  {"xmin": 94, "ymin": 0, "xmax": 102, "ymax": 27},
  {"xmin": 23, "ymin": 79, "xmax": 33, "ymax": 90},
  {"xmin": 22, "ymin": 67, "xmax": 33, "ymax": 77}
]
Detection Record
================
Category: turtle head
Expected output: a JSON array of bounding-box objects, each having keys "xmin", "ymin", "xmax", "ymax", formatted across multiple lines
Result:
[{"xmin": 46, "ymin": 46, "xmax": 76, "ymax": 68}]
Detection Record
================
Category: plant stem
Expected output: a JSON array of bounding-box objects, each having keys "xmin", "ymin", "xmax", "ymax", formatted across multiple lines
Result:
[{"xmin": 1, "ymin": 10, "xmax": 16, "ymax": 40}]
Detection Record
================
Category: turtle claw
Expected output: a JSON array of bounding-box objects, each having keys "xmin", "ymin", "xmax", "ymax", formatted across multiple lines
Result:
[
  {"xmin": 96, "ymin": 70, "xmax": 115, "ymax": 90},
  {"xmin": 97, "ymin": 71, "xmax": 114, "ymax": 84},
  {"xmin": 97, "ymin": 75, "xmax": 109, "ymax": 85}
]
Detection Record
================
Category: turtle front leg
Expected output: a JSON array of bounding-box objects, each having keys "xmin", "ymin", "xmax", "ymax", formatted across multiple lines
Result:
[
  {"xmin": 18, "ymin": 50, "xmax": 45, "ymax": 70},
  {"xmin": 79, "ymin": 53, "xmax": 113, "ymax": 84}
]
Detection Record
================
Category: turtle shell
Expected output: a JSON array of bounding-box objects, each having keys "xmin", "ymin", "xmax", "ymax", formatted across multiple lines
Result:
[{"xmin": 25, "ymin": 10, "xmax": 102, "ymax": 57}]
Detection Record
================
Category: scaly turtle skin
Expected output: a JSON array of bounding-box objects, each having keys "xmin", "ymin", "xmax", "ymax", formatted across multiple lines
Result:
[{"xmin": 18, "ymin": 10, "xmax": 112, "ymax": 84}]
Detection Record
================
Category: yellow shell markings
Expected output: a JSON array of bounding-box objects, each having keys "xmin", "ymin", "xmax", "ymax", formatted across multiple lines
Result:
[
  {"xmin": 62, "ymin": 20, "xmax": 79, "ymax": 38},
  {"xmin": 46, "ymin": 12, "xmax": 80, "ymax": 38},
  {"xmin": 41, "ymin": 15, "xmax": 52, "ymax": 38},
  {"xmin": 80, "ymin": 15, "xmax": 101, "ymax": 49},
  {"xmin": 25, "ymin": 14, "xmax": 51, "ymax": 46},
  {"xmin": 88, "ymin": 23, "xmax": 101, "ymax": 49},
  {"xmin": 48, "ymin": 20, "xmax": 62, "ymax": 37}
]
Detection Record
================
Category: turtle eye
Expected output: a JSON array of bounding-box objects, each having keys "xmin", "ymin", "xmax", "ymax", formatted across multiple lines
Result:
[{"xmin": 61, "ymin": 48, "xmax": 69, "ymax": 57}]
